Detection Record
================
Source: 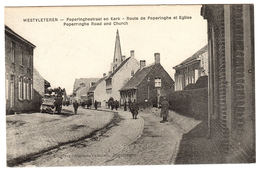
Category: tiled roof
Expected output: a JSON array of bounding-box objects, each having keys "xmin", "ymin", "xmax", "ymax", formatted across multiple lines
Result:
[
  {"xmin": 120, "ymin": 64, "xmax": 157, "ymax": 91},
  {"xmin": 106, "ymin": 57, "xmax": 131, "ymax": 80},
  {"xmin": 173, "ymin": 45, "xmax": 207, "ymax": 69}
]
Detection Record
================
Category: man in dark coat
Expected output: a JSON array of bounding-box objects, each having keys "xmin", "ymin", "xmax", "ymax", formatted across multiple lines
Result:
[
  {"xmin": 160, "ymin": 96, "xmax": 169, "ymax": 123},
  {"xmin": 124, "ymin": 100, "xmax": 127, "ymax": 111},
  {"xmin": 94, "ymin": 100, "xmax": 98, "ymax": 110},
  {"xmin": 131, "ymin": 100, "xmax": 139, "ymax": 119},
  {"xmin": 128, "ymin": 99, "xmax": 133, "ymax": 113},
  {"xmin": 111, "ymin": 100, "xmax": 115, "ymax": 110},
  {"xmin": 115, "ymin": 100, "xmax": 119, "ymax": 110},
  {"xmin": 73, "ymin": 100, "xmax": 79, "ymax": 115}
]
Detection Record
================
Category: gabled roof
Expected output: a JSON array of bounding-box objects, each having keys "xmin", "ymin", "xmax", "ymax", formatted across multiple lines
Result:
[
  {"xmin": 106, "ymin": 57, "xmax": 131, "ymax": 80},
  {"xmin": 173, "ymin": 45, "xmax": 207, "ymax": 69},
  {"xmin": 5, "ymin": 25, "xmax": 36, "ymax": 48},
  {"xmin": 88, "ymin": 76, "xmax": 107, "ymax": 93},
  {"xmin": 73, "ymin": 78, "xmax": 99, "ymax": 93},
  {"xmin": 120, "ymin": 64, "xmax": 157, "ymax": 91}
]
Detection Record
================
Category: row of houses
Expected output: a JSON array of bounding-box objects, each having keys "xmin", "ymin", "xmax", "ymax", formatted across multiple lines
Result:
[
  {"xmin": 5, "ymin": 25, "xmax": 53, "ymax": 114},
  {"xmin": 72, "ymin": 30, "xmax": 175, "ymax": 107}
]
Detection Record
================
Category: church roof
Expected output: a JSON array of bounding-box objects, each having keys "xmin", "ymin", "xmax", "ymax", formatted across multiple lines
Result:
[{"xmin": 113, "ymin": 29, "xmax": 123, "ymax": 63}]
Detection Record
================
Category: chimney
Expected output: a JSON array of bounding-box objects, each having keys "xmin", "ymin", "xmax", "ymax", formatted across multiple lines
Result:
[
  {"xmin": 103, "ymin": 73, "xmax": 106, "ymax": 77},
  {"xmin": 140, "ymin": 60, "xmax": 146, "ymax": 69},
  {"xmin": 130, "ymin": 50, "xmax": 135, "ymax": 57},
  {"xmin": 122, "ymin": 55, "xmax": 126, "ymax": 61},
  {"xmin": 154, "ymin": 53, "xmax": 160, "ymax": 64}
]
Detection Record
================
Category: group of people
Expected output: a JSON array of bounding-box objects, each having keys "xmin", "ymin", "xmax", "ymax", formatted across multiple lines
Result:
[
  {"xmin": 109, "ymin": 100, "xmax": 120, "ymax": 110},
  {"xmin": 72, "ymin": 97, "xmax": 170, "ymax": 123}
]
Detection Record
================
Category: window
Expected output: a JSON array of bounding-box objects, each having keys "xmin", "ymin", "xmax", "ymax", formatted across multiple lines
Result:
[
  {"xmin": 11, "ymin": 42, "xmax": 15, "ymax": 63},
  {"xmin": 155, "ymin": 78, "xmax": 161, "ymax": 87},
  {"xmin": 6, "ymin": 79, "xmax": 9, "ymax": 100},
  {"xmin": 90, "ymin": 82, "xmax": 96, "ymax": 87},
  {"xmin": 18, "ymin": 77, "xmax": 23, "ymax": 100},
  {"xmin": 26, "ymin": 82, "xmax": 31, "ymax": 100},
  {"xmin": 28, "ymin": 54, "xmax": 31, "ymax": 68},
  {"xmin": 23, "ymin": 78, "xmax": 27, "ymax": 100},
  {"xmin": 30, "ymin": 83, "xmax": 33, "ymax": 100}
]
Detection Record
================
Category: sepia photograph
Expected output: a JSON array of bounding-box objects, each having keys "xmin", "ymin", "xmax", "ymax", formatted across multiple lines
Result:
[{"xmin": 3, "ymin": 2, "xmax": 255, "ymax": 167}]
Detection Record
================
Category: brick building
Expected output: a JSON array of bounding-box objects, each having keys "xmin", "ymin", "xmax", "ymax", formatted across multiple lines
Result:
[
  {"xmin": 201, "ymin": 4, "xmax": 255, "ymax": 162},
  {"xmin": 173, "ymin": 45, "xmax": 208, "ymax": 91},
  {"xmin": 120, "ymin": 53, "xmax": 174, "ymax": 107},
  {"xmin": 5, "ymin": 26, "xmax": 35, "ymax": 114}
]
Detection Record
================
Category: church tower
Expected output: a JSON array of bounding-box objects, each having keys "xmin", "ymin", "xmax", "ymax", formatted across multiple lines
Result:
[{"xmin": 111, "ymin": 29, "xmax": 123, "ymax": 72}]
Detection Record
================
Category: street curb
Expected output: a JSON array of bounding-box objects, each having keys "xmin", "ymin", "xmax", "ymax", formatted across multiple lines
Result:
[{"xmin": 7, "ymin": 109, "xmax": 118, "ymax": 167}]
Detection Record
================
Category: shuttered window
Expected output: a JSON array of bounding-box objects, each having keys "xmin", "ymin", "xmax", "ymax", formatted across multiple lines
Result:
[
  {"xmin": 6, "ymin": 79, "xmax": 9, "ymax": 100},
  {"xmin": 18, "ymin": 77, "xmax": 23, "ymax": 100}
]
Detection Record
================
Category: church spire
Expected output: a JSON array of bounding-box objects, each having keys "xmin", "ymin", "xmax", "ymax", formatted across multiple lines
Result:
[{"xmin": 113, "ymin": 29, "xmax": 123, "ymax": 65}]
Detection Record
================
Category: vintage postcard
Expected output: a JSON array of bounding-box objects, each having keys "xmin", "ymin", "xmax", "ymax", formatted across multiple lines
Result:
[{"xmin": 4, "ymin": 4, "xmax": 255, "ymax": 167}]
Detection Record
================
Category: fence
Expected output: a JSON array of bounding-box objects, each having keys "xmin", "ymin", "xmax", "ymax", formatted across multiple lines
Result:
[{"xmin": 168, "ymin": 87, "xmax": 208, "ymax": 120}]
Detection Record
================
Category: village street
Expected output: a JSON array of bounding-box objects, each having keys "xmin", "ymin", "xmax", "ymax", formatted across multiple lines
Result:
[{"xmin": 7, "ymin": 107, "xmax": 200, "ymax": 167}]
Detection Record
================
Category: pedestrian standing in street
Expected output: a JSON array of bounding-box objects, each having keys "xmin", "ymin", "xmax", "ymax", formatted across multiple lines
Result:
[
  {"xmin": 73, "ymin": 100, "xmax": 79, "ymax": 115},
  {"xmin": 124, "ymin": 100, "xmax": 127, "ymax": 111},
  {"xmin": 111, "ymin": 100, "xmax": 115, "ymax": 110},
  {"xmin": 160, "ymin": 96, "xmax": 169, "ymax": 123},
  {"xmin": 115, "ymin": 100, "xmax": 119, "ymax": 110},
  {"xmin": 131, "ymin": 100, "xmax": 139, "ymax": 119},
  {"xmin": 94, "ymin": 100, "xmax": 98, "ymax": 110}
]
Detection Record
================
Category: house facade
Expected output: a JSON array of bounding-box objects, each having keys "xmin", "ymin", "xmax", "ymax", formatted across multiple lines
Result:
[
  {"xmin": 120, "ymin": 53, "xmax": 175, "ymax": 107},
  {"xmin": 5, "ymin": 26, "xmax": 35, "ymax": 114},
  {"xmin": 173, "ymin": 45, "xmax": 208, "ymax": 91},
  {"xmin": 201, "ymin": 4, "xmax": 255, "ymax": 162}
]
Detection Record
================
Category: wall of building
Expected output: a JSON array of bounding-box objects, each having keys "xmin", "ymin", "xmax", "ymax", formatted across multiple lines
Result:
[
  {"xmin": 202, "ymin": 4, "xmax": 255, "ymax": 162},
  {"xmin": 93, "ymin": 79, "xmax": 108, "ymax": 107},
  {"xmin": 110, "ymin": 57, "xmax": 139, "ymax": 101},
  {"xmin": 5, "ymin": 32, "xmax": 34, "ymax": 113}
]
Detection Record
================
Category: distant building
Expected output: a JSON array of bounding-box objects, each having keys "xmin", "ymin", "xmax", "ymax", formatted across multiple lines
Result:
[
  {"xmin": 5, "ymin": 25, "xmax": 35, "ymax": 114},
  {"xmin": 72, "ymin": 78, "xmax": 99, "ymax": 102},
  {"xmin": 173, "ymin": 45, "xmax": 208, "ymax": 91},
  {"xmin": 120, "ymin": 53, "xmax": 175, "ymax": 107},
  {"xmin": 105, "ymin": 30, "xmax": 140, "ymax": 102},
  {"xmin": 87, "ymin": 74, "xmax": 107, "ymax": 107}
]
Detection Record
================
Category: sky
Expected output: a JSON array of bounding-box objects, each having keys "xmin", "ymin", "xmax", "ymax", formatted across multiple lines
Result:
[{"xmin": 5, "ymin": 5, "xmax": 207, "ymax": 94}]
